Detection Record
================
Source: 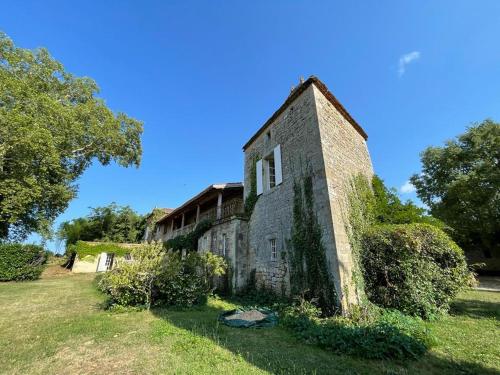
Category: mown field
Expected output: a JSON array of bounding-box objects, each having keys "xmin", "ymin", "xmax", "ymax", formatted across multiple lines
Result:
[{"xmin": 0, "ymin": 266, "xmax": 498, "ymax": 375}]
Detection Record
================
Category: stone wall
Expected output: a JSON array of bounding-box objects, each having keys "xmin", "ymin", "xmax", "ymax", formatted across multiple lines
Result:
[
  {"xmin": 243, "ymin": 82, "xmax": 374, "ymax": 311},
  {"xmin": 244, "ymin": 84, "xmax": 336, "ymax": 297},
  {"xmin": 198, "ymin": 217, "xmax": 249, "ymax": 292},
  {"xmin": 313, "ymin": 85, "xmax": 374, "ymax": 308},
  {"xmin": 72, "ymin": 255, "xmax": 99, "ymax": 273}
]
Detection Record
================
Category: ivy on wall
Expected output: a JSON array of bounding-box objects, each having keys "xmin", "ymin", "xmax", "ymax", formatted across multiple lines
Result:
[
  {"xmin": 164, "ymin": 219, "xmax": 213, "ymax": 252},
  {"xmin": 344, "ymin": 175, "xmax": 375, "ymax": 305},
  {"xmin": 289, "ymin": 171, "xmax": 338, "ymax": 315},
  {"xmin": 244, "ymin": 155, "xmax": 259, "ymax": 217}
]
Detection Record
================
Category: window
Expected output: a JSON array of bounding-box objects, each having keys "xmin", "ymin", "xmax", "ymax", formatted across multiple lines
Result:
[
  {"xmin": 124, "ymin": 253, "xmax": 132, "ymax": 261},
  {"xmin": 212, "ymin": 233, "xmax": 217, "ymax": 252},
  {"xmin": 266, "ymin": 153, "xmax": 276, "ymax": 189},
  {"xmin": 105, "ymin": 253, "xmax": 114, "ymax": 270},
  {"xmin": 270, "ymin": 239, "xmax": 277, "ymax": 260},
  {"xmin": 256, "ymin": 145, "xmax": 282, "ymax": 194},
  {"xmin": 222, "ymin": 234, "xmax": 227, "ymax": 257}
]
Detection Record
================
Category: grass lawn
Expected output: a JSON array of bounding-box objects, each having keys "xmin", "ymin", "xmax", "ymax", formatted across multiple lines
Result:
[{"xmin": 0, "ymin": 266, "xmax": 498, "ymax": 375}]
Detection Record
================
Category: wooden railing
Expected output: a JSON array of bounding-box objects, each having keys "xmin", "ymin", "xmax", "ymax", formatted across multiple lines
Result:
[
  {"xmin": 171, "ymin": 223, "xmax": 195, "ymax": 238},
  {"xmin": 220, "ymin": 198, "xmax": 244, "ymax": 219},
  {"xmin": 164, "ymin": 198, "xmax": 245, "ymax": 240}
]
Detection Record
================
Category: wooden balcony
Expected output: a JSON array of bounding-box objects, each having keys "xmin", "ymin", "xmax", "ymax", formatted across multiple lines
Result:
[{"xmin": 163, "ymin": 198, "xmax": 245, "ymax": 241}]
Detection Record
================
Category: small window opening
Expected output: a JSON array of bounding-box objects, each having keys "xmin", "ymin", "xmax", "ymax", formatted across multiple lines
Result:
[
  {"xmin": 270, "ymin": 239, "xmax": 277, "ymax": 260},
  {"xmin": 222, "ymin": 234, "xmax": 227, "ymax": 257},
  {"xmin": 265, "ymin": 153, "xmax": 276, "ymax": 189},
  {"xmin": 266, "ymin": 131, "xmax": 271, "ymax": 140}
]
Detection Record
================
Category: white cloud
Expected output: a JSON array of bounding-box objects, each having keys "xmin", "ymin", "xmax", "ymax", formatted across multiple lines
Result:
[
  {"xmin": 398, "ymin": 51, "xmax": 420, "ymax": 76},
  {"xmin": 400, "ymin": 181, "xmax": 416, "ymax": 194}
]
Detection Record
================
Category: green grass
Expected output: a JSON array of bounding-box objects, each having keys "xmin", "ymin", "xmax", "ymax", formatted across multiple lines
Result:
[{"xmin": 0, "ymin": 267, "xmax": 498, "ymax": 375}]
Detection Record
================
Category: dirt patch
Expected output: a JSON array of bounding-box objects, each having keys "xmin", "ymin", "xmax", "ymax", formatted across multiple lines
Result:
[{"xmin": 42, "ymin": 264, "xmax": 71, "ymax": 278}]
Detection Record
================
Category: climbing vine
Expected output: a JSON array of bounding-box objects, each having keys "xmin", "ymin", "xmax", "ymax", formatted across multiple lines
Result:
[
  {"xmin": 344, "ymin": 174, "xmax": 375, "ymax": 306},
  {"xmin": 164, "ymin": 219, "xmax": 213, "ymax": 252},
  {"xmin": 244, "ymin": 155, "xmax": 260, "ymax": 217},
  {"xmin": 289, "ymin": 170, "xmax": 338, "ymax": 315}
]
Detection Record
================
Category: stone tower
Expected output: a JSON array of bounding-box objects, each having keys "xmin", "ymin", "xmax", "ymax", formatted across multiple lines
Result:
[{"xmin": 243, "ymin": 76, "xmax": 373, "ymax": 312}]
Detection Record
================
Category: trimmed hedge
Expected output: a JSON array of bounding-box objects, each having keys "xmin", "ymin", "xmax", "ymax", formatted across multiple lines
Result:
[
  {"xmin": 67, "ymin": 241, "xmax": 132, "ymax": 258},
  {"xmin": 361, "ymin": 223, "xmax": 470, "ymax": 318},
  {"xmin": 0, "ymin": 244, "xmax": 47, "ymax": 281}
]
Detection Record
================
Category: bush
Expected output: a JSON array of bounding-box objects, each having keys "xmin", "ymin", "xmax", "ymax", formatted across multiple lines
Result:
[
  {"xmin": 155, "ymin": 251, "xmax": 226, "ymax": 306},
  {"xmin": 280, "ymin": 301, "xmax": 433, "ymax": 360},
  {"xmin": 98, "ymin": 242, "xmax": 164, "ymax": 307},
  {"xmin": 0, "ymin": 243, "xmax": 47, "ymax": 281},
  {"xmin": 361, "ymin": 223, "xmax": 470, "ymax": 318},
  {"xmin": 98, "ymin": 242, "xmax": 227, "ymax": 308}
]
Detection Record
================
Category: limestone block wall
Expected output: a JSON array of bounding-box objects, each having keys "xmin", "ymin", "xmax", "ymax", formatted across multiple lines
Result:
[
  {"xmin": 312, "ymin": 85, "xmax": 374, "ymax": 307},
  {"xmin": 243, "ymin": 81, "xmax": 374, "ymax": 311},
  {"xmin": 198, "ymin": 217, "xmax": 249, "ymax": 291},
  {"xmin": 244, "ymin": 84, "xmax": 336, "ymax": 297}
]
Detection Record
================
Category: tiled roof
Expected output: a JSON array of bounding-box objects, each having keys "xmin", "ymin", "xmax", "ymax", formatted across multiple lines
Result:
[
  {"xmin": 156, "ymin": 183, "xmax": 243, "ymax": 225},
  {"xmin": 242, "ymin": 76, "xmax": 368, "ymax": 150}
]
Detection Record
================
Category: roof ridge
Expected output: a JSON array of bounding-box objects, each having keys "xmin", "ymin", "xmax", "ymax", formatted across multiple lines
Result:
[{"xmin": 242, "ymin": 76, "xmax": 368, "ymax": 150}]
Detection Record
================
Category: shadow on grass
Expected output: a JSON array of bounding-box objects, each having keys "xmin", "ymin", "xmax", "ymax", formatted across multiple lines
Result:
[
  {"xmin": 450, "ymin": 297, "xmax": 500, "ymax": 320},
  {"xmin": 150, "ymin": 303, "xmax": 499, "ymax": 375}
]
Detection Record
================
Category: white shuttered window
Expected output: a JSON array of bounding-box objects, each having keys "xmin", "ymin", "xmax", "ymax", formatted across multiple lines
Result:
[
  {"xmin": 256, "ymin": 159, "xmax": 263, "ymax": 195},
  {"xmin": 274, "ymin": 145, "xmax": 282, "ymax": 186}
]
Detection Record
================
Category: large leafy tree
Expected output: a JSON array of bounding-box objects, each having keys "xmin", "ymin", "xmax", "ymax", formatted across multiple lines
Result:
[
  {"xmin": 411, "ymin": 120, "xmax": 500, "ymax": 258},
  {"xmin": 0, "ymin": 33, "xmax": 143, "ymax": 240},
  {"xmin": 57, "ymin": 203, "xmax": 146, "ymax": 245},
  {"xmin": 371, "ymin": 176, "xmax": 443, "ymax": 227}
]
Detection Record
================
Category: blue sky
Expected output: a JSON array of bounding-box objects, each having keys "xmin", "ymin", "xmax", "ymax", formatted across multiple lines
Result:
[{"xmin": 2, "ymin": 1, "xmax": 500, "ymax": 251}]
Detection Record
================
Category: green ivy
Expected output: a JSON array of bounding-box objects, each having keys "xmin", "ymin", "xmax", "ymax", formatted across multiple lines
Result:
[
  {"xmin": 345, "ymin": 175, "xmax": 376, "ymax": 305},
  {"xmin": 289, "ymin": 171, "xmax": 338, "ymax": 315},
  {"xmin": 164, "ymin": 219, "xmax": 213, "ymax": 252},
  {"xmin": 244, "ymin": 155, "xmax": 259, "ymax": 217},
  {"xmin": 67, "ymin": 241, "xmax": 132, "ymax": 258}
]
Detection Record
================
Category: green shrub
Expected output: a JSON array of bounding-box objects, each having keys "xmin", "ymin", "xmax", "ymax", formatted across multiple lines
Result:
[
  {"xmin": 98, "ymin": 242, "xmax": 164, "ymax": 307},
  {"xmin": 0, "ymin": 243, "xmax": 47, "ymax": 281},
  {"xmin": 98, "ymin": 242, "xmax": 227, "ymax": 308},
  {"xmin": 280, "ymin": 301, "xmax": 432, "ymax": 360},
  {"xmin": 361, "ymin": 223, "xmax": 470, "ymax": 318},
  {"xmin": 67, "ymin": 241, "xmax": 132, "ymax": 258}
]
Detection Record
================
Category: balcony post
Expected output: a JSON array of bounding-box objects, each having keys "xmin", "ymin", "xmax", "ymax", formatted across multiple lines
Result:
[
  {"xmin": 216, "ymin": 192, "xmax": 222, "ymax": 220},
  {"xmin": 196, "ymin": 205, "xmax": 200, "ymax": 224},
  {"xmin": 181, "ymin": 213, "xmax": 185, "ymax": 228}
]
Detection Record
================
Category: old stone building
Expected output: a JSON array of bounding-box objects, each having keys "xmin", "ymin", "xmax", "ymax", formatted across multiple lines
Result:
[{"xmin": 150, "ymin": 76, "xmax": 373, "ymax": 310}]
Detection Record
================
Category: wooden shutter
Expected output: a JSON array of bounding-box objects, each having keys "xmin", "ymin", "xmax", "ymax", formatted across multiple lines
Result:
[
  {"xmin": 256, "ymin": 159, "xmax": 263, "ymax": 195},
  {"xmin": 274, "ymin": 145, "xmax": 283, "ymax": 185}
]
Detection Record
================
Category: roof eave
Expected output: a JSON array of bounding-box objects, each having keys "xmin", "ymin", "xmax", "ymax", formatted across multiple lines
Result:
[{"xmin": 242, "ymin": 76, "xmax": 368, "ymax": 151}]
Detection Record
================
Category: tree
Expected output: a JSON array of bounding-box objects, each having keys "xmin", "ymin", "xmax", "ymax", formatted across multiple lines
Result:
[
  {"xmin": 57, "ymin": 203, "xmax": 146, "ymax": 246},
  {"xmin": 0, "ymin": 33, "xmax": 143, "ymax": 240},
  {"xmin": 410, "ymin": 120, "xmax": 500, "ymax": 258},
  {"xmin": 371, "ymin": 176, "xmax": 443, "ymax": 227}
]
